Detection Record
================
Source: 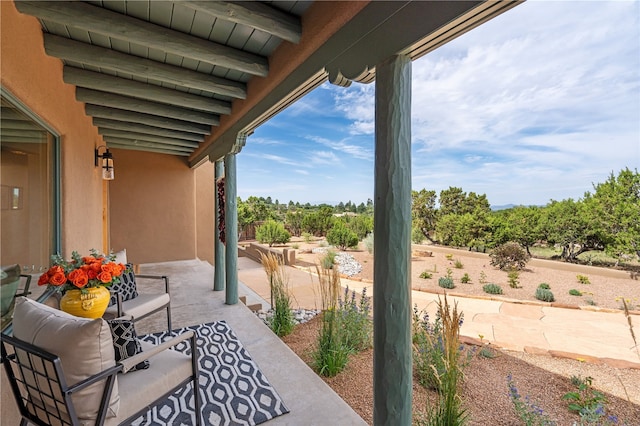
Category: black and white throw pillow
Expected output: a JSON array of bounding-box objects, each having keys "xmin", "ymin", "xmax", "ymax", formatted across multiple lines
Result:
[
  {"xmin": 107, "ymin": 319, "xmax": 149, "ymax": 371},
  {"xmin": 108, "ymin": 264, "xmax": 138, "ymax": 306}
]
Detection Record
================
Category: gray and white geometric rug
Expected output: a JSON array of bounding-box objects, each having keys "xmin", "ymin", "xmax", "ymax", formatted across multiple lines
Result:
[{"xmin": 132, "ymin": 321, "xmax": 289, "ymax": 426}]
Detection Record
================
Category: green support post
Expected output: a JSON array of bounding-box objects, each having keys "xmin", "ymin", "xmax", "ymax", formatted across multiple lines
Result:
[
  {"xmin": 373, "ymin": 54, "xmax": 412, "ymax": 426},
  {"xmin": 224, "ymin": 153, "xmax": 238, "ymax": 305}
]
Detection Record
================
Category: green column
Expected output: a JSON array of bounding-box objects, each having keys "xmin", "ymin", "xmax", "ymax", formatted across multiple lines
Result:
[
  {"xmin": 214, "ymin": 160, "xmax": 225, "ymax": 291},
  {"xmin": 224, "ymin": 153, "xmax": 238, "ymax": 305},
  {"xmin": 373, "ymin": 54, "xmax": 412, "ymax": 426}
]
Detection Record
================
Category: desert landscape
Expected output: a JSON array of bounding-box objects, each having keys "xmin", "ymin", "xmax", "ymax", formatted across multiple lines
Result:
[{"xmin": 275, "ymin": 238, "xmax": 640, "ymax": 425}]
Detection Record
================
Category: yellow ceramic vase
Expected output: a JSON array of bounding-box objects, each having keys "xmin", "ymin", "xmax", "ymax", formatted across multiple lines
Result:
[{"xmin": 60, "ymin": 286, "xmax": 110, "ymax": 319}]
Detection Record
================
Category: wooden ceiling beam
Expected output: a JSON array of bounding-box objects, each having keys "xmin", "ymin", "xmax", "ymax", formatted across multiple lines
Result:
[
  {"xmin": 1, "ymin": 119, "xmax": 44, "ymax": 131},
  {"xmin": 98, "ymin": 129, "xmax": 200, "ymax": 148},
  {"xmin": 75, "ymin": 88, "xmax": 219, "ymax": 126},
  {"xmin": 85, "ymin": 105, "xmax": 212, "ymax": 135},
  {"xmin": 183, "ymin": 1, "xmax": 302, "ymax": 44},
  {"xmin": 14, "ymin": 1, "xmax": 269, "ymax": 76},
  {"xmin": 105, "ymin": 140, "xmax": 192, "ymax": 156},
  {"xmin": 94, "ymin": 118, "xmax": 204, "ymax": 142},
  {"xmin": 64, "ymin": 67, "xmax": 231, "ymax": 114},
  {"xmin": 44, "ymin": 34, "xmax": 246, "ymax": 99}
]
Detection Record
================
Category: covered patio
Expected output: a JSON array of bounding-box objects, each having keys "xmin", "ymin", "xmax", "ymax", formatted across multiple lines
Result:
[{"xmin": 1, "ymin": 1, "xmax": 522, "ymax": 424}]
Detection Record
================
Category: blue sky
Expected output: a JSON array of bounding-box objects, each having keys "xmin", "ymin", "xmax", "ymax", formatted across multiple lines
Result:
[{"xmin": 236, "ymin": 1, "xmax": 640, "ymax": 208}]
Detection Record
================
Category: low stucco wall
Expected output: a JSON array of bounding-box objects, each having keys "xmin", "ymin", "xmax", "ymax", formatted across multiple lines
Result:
[{"xmin": 239, "ymin": 242, "xmax": 296, "ymax": 266}]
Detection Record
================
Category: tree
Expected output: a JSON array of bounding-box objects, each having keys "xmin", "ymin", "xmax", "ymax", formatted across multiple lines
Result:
[
  {"xmin": 345, "ymin": 214, "xmax": 373, "ymax": 240},
  {"xmin": 493, "ymin": 206, "xmax": 543, "ymax": 255},
  {"xmin": 285, "ymin": 211, "xmax": 303, "ymax": 237},
  {"xmin": 584, "ymin": 168, "xmax": 640, "ymax": 259},
  {"xmin": 302, "ymin": 206, "xmax": 334, "ymax": 236},
  {"xmin": 411, "ymin": 189, "xmax": 437, "ymax": 242}
]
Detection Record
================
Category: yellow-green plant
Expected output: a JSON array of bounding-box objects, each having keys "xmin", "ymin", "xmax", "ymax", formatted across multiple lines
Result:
[{"xmin": 260, "ymin": 252, "xmax": 295, "ymax": 337}]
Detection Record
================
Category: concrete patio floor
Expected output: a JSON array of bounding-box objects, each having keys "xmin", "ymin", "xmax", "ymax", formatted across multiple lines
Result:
[{"xmin": 135, "ymin": 258, "xmax": 367, "ymax": 426}]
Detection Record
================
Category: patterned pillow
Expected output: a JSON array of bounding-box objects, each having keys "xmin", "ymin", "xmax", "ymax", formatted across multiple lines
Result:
[
  {"xmin": 109, "ymin": 264, "xmax": 138, "ymax": 306},
  {"xmin": 107, "ymin": 319, "xmax": 149, "ymax": 371}
]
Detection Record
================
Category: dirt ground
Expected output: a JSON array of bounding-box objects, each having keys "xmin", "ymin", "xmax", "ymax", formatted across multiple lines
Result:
[
  {"xmin": 293, "ymin": 239, "xmax": 640, "ymax": 312},
  {"xmin": 278, "ymin": 237, "xmax": 640, "ymax": 425}
]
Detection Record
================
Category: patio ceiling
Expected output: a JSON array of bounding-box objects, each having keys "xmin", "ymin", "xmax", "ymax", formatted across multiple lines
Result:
[{"xmin": 14, "ymin": 0, "xmax": 522, "ymax": 164}]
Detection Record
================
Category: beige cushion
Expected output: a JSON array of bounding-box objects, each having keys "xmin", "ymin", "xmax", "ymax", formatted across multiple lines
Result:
[
  {"xmin": 104, "ymin": 293, "xmax": 170, "ymax": 320},
  {"xmin": 12, "ymin": 297, "xmax": 120, "ymax": 423},
  {"xmin": 113, "ymin": 248, "xmax": 127, "ymax": 264}
]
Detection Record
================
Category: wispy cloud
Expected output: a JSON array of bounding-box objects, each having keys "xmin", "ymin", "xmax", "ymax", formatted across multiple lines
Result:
[{"xmin": 238, "ymin": 1, "xmax": 639, "ymax": 206}]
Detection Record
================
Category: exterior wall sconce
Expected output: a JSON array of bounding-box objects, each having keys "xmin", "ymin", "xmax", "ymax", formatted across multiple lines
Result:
[{"xmin": 95, "ymin": 145, "xmax": 114, "ymax": 180}]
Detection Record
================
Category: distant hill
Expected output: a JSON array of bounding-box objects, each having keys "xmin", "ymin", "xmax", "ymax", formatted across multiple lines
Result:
[{"xmin": 491, "ymin": 204, "xmax": 516, "ymax": 211}]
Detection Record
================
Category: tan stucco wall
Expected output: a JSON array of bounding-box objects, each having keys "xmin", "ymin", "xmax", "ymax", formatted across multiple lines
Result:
[
  {"xmin": 1, "ymin": 0, "xmax": 104, "ymax": 255},
  {"xmin": 195, "ymin": 161, "xmax": 215, "ymax": 264},
  {"xmin": 109, "ymin": 149, "xmax": 200, "ymax": 264}
]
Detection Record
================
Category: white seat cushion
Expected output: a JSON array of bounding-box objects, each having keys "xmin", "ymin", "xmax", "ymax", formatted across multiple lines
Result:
[{"xmin": 104, "ymin": 293, "xmax": 169, "ymax": 320}]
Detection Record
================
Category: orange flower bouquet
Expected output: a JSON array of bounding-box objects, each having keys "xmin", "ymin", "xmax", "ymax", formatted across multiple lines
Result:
[{"xmin": 38, "ymin": 250, "xmax": 126, "ymax": 295}]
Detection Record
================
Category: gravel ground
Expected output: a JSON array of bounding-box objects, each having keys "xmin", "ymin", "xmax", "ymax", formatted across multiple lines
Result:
[{"xmin": 287, "ymin": 239, "xmax": 640, "ymax": 424}]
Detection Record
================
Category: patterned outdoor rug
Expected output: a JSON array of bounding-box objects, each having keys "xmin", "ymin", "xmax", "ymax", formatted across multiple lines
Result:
[{"xmin": 132, "ymin": 321, "xmax": 289, "ymax": 426}]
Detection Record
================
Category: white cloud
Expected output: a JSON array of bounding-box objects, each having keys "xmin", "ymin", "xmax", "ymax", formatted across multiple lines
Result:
[{"xmin": 307, "ymin": 135, "xmax": 374, "ymax": 161}]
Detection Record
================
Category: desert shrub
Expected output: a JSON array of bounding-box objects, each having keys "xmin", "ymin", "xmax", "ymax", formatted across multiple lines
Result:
[
  {"xmin": 291, "ymin": 243, "xmax": 300, "ymax": 250},
  {"xmin": 256, "ymin": 220, "xmax": 291, "ymax": 247},
  {"xmin": 535, "ymin": 288, "xmax": 555, "ymax": 302},
  {"xmin": 302, "ymin": 232, "xmax": 313, "ymax": 243},
  {"xmin": 507, "ymin": 375, "xmax": 557, "ymax": 426},
  {"xmin": 326, "ymin": 222, "xmax": 359, "ymax": 250},
  {"xmin": 569, "ymin": 289, "xmax": 582, "ymax": 296},
  {"xmin": 438, "ymin": 277, "xmax": 455, "ymax": 289},
  {"xmin": 420, "ymin": 271, "xmax": 433, "ymax": 279},
  {"xmin": 538, "ymin": 283, "xmax": 551, "ymax": 290},
  {"xmin": 508, "ymin": 269, "xmax": 520, "ymax": 288},
  {"xmin": 490, "ymin": 242, "xmax": 530, "ymax": 271},
  {"xmin": 479, "ymin": 271, "xmax": 488, "ymax": 285},
  {"xmin": 460, "ymin": 273, "xmax": 471, "ymax": 284},
  {"xmin": 454, "ymin": 259, "xmax": 464, "ymax": 269},
  {"xmin": 363, "ymin": 232, "xmax": 374, "ymax": 254},
  {"xmin": 345, "ymin": 215, "xmax": 373, "ymax": 240},
  {"xmin": 483, "ymin": 284, "xmax": 503, "ymax": 295},
  {"xmin": 577, "ymin": 274, "xmax": 591, "ymax": 284},
  {"xmin": 445, "ymin": 254, "xmax": 454, "ymax": 261}
]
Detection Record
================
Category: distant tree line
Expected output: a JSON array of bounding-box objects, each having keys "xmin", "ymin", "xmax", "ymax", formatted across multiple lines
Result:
[{"xmin": 411, "ymin": 168, "xmax": 639, "ymax": 262}]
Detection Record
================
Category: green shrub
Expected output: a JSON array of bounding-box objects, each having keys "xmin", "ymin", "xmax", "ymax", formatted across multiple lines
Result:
[
  {"xmin": 483, "ymin": 283, "xmax": 503, "ymax": 295},
  {"xmin": 454, "ymin": 259, "xmax": 464, "ymax": 269},
  {"xmin": 326, "ymin": 222, "xmax": 359, "ymax": 250},
  {"xmin": 261, "ymin": 252, "xmax": 295, "ymax": 337},
  {"xmin": 460, "ymin": 273, "xmax": 471, "ymax": 284},
  {"xmin": 479, "ymin": 271, "xmax": 488, "ymax": 285},
  {"xmin": 445, "ymin": 254, "xmax": 454, "ymax": 260},
  {"xmin": 538, "ymin": 283, "xmax": 551, "ymax": 290},
  {"xmin": 577, "ymin": 274, "xmax": 591, "ymax": 284},
  {"xmin": 420, "ymin": 271, "xmax": 433, "ymax": 279},
  {"xmin": 569, "ymin": 289, "xmax": 582, "ymax": 296},
  {"xmin": 291, "ymin": 243, "xmax": 300, "ymax": 250},
  {"xmin": 507, "ymin": 269, "xmax": 520, "ymax": 289},
  {"xmin": 535, "ymin": 288, "xmax": 555, "ymax": 302},
  {"xmin": 338, "ymin": 286, "xmax": 373, "ymax": 352},
  {"xmin": 302, "ymin": 232, "xmax": 313, "ymax": 243},
  {"xmin": 438, "ymin": 277, "xmax": 455, "ymax": 289},
  {"xmin": 256, "ymin": 220, "xmax": 291, "ymax": 247},
  {"xmin": 489, "ymin": 242, "xmax": 530, "ymax": 271}
]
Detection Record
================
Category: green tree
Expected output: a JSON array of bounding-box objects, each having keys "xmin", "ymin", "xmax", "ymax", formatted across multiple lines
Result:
[
  {"xmin": 345, "ymin": 214, "xmax": 373, "ymax": 240},
  {"xmin": 493, "ymin": 206, "xmax": 542, "ymax": 255},
  {"xmin": 302, "ymin": 206, "xmax": 335, "ymax": 236},
  {"xmin": 412, "ymin": 189, "xmax": 437, "ymax": 242},
  {"xmin": 285, "ymin": 211, "xmax": 304, "ymax": 237},
  {"xmin": 584, "ymin": 168, "xmax": 640, "ymax": 259}
]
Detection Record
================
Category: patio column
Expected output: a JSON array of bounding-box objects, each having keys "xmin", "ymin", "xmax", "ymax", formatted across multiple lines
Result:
[
  {"xmin": 214, "ymin": 160, "xmax": 225, "ymax": 292},
  {"xmin": 224, "ymin": 153, "xmax": 238, "ymax": 305},
  {"xmin": 373, "ymin": 54, "xmax": 412, "ymax": 426}
]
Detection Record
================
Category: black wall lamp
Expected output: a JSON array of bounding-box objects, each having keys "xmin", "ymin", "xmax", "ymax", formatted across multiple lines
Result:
[{"xmin": 95, "ymin": 145, "xmax": 114, "ymax": 180}]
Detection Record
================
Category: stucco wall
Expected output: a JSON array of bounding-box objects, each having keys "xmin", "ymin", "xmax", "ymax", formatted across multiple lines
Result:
[
  {"xmin": 109, "ymin": 149, "xmax": 200, "ymax": 264},
  {"xmin": 1, "ymin": 1, "xmax": 104, "ymax": 255},
  {"xmin": 195, "ymin": 161, "xmax": 215, "ymax": 264}
]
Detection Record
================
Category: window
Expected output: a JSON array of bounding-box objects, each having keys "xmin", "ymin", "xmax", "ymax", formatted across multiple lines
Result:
[{"xmin": 1, "ymin": 89, "xmax": 60, "ymax": 271}]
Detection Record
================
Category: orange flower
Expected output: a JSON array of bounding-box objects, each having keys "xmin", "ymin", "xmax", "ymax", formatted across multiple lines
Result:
[
  {"xmin": 49, "ymin": 265, "xmax": 64, "ymax": 276},
  {"xmin": 68, "ymin": 269, "xmax": 89, "ymax": 288},
  {"xmin": 97, "ymin": 271, "xmax": 112, "ymax": 284},
  {"xmin": 50, "ymin": 272, "xmax": 67, "ymax": 286},
  {"xmin": 82, "ymin": 256, "xmax": 97, "ymax": 264},
  {"xmin": 87, "ymin": 268, "xmax": 98, "ymax": 280},
  {"xmin": 37, "ymin": 273, "xmax": 49, "ymax": 286}
]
